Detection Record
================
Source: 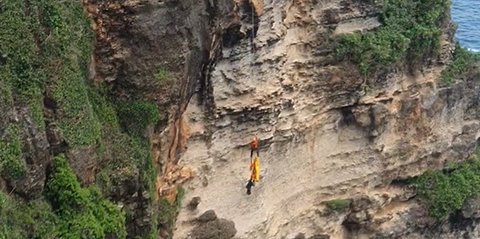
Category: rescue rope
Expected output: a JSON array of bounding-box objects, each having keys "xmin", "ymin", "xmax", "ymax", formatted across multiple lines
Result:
[
  {"xmin": 249, "ymin": 0, "xmax": 255, "ymax": 76},
  {"xmin": 250, "ymin": 0, "xmax": 255, "ymax": 51}
]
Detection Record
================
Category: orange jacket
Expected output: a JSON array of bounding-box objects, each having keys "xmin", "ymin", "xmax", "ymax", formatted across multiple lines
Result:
[{"xmin": 250, "ymin": 137, "xmax": 258, "ymax": 150}]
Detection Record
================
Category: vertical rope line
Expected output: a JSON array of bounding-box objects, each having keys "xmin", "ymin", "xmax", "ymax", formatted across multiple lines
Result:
[
  {"xmin": 251, "ymin": 0, "xmax": 255, "ymax": 48},
  {"xmin": 250, "ymin": 0, "xmax": 255, "ymax": 72}
]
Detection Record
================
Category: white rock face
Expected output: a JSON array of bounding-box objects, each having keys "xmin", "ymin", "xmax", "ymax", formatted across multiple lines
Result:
[{"xmin": 173, "ymin": 0, "xmax": 480, "ymax": 238}]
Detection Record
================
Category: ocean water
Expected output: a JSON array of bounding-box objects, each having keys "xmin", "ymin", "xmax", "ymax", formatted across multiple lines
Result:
[{"xmin": 452, "ymin": 0, "xmax": 480, "ymax": 52}]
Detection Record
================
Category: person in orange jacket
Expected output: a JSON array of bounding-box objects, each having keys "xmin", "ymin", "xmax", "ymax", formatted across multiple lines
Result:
[{"xmin": 250, "ymin": 136, "xmax": 259, "ymax": 158}]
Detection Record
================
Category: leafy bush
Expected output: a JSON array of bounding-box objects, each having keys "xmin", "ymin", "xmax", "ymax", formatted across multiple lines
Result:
[
  {"xmin": 325, "ymin": 199, "xmax": 352, "ymax": 212},
  {"xmin": 46, "ymin": 155, "xmax": 127, "ymax": 239},
  {"xmin": 441, "ymin": 44, "xmax": 480, "ymax": 84},
  {"xmin": 45, "ymin": 155, "xmax": 88, "ymax": 212},
  {"xmin": 336, "ymin": 0, "xmax": 450, "ymax": 75},
  {"xmin": 414, "ymin": 157, "xmax": 480, "ymax": 220}
]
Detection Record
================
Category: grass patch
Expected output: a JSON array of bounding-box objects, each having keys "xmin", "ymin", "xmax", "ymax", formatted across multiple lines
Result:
[
  {"xmin": 336, "ymin": 0, "xmax": 450, "ymax": 75},
  {"xmin": 0, "ymin": 126, "xmax": 26, "ymax": 180},
  {"xmin": 0, "ymin": 78, "xmax": 14, "ymax": 111},
  {"xmin": 22, "ymin": 87, "xmax": 46, "ymax": 129},
  {"xmin": 441, "ymin": 44, "xmax": 480, "ymax": 84},
  {"xmin": 43, "ymin": 0, "xmax": 101, "ymax": 147},
  {"xmin": 118, "ymin": 101, "xmax": 160, "ymax": 137},
  {"xmin": 0, "ymin": 192, "xmax": 59, "ymax": 239},
  {"xmin": 154, "ymin": 67, "xmax": 175, "ymax": 87},
  {"xmin": 413, "ymin": 155, "xmax": 480, "ymax": 220},
  {"xmin": 0, "ymin": 0, "xmax": 97, "ymax": 139},
  {"xmin": 52, "ymin": 61, "xmax": 101, "ymax": 147},
  {"xmin": 0, "ymin": 0, "xmax": 46, "ymax": 129},
  {"xmin": 88, "ymin": 87, "xmax": 119, "ymax": 128},
  {"xmin": 325, "ymin": 199, "xmax": 352, "ymax": 212}
]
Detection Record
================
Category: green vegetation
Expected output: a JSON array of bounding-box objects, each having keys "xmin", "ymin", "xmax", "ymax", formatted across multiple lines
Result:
[
  {"xmin": 0, "ymin": 126, "xmax": 26, "ymax": 179},
  {"xmin": 325, "ymin": 199, "xmax": 352, "ymax": 212},
  {"xmin": 0, "ymin": 0, "xmax": 165, "ymax": 237},
  {"xmin": 0, "ymin": 0, "xmax": 45, "ymax": 128},
  {"xmin": 0, "ymin": 0, "xmax": 98, "ymax": 143},
  {"xmin": 44, "ymin": 1, "xmax": 101, "ymax": 147},
  {"xmin": 414, "ymin": 156, "xmax": 480, "ymax": 220},
  {"xmin": 441, "ymin": 44, "xmax": 480, "ymax": 84},
  {"xmin": 45, "ymin": 155, "xmax": 127, "ymax": 239},
  {"xmin": 88, "ymin": 88, "xmax": 119, "ymax": 128},
  {"xmin": 118, "ymin": 101, "xmax": 160, "ymax": 137},
  {"xmin": 336, "ymin": 0, "xmax": 450, "ymax": 75},
  {"xmin": 0, "ymin": 155, "xmax": 129, "ymax": 239},
  {"xmin": 0, "ymin": 192, "xmax": 59, "ymax": 239},
  {"xmin": 88, "ymin": 86, "xmax": 160, "ymax": 237},
  {"xmin": 0, "ymin": 80, "xmax": 14, "ymax": 110},
  {"xmin": 155, "ymin": 67, "xmax": 171, "ymax": 83},
  {"xmin": 158, "ymin": 187, "xmax": 185, "ymax": 235},
  {"xmin": 88, "ymin": 89, "xmax": 161, "ymax": 237}
]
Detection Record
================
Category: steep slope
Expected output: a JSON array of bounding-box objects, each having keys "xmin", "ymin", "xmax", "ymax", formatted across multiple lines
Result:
[
  {"xmin": 0, "ymin": 0, "xmax": 234, "ymax": 238},
  {"xmin": 172, "ymin": 0, "xmax": 480, "ymax": 238},
  {"xmin": 2, "ymin": 0, "xmax": 480, "ymax": 239}
]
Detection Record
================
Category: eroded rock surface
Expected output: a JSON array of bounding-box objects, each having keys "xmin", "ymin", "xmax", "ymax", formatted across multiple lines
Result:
[
  {"xmin": 171, "ymin": 0, "xmax": 480, "ymax": 238},
  {"xmin": 191, "ymin": 210, "xmax": 237, "ymax": 239}
]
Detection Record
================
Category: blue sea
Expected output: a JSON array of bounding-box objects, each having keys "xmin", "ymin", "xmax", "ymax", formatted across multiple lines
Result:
[{"xmin": 452, "ymin": 0, "xmax": 480, "ymax": 52}]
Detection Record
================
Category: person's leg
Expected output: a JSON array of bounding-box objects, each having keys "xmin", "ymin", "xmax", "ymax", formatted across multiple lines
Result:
[
  {"xmin": 256, "ymin": 148, "xmax": 259, "ymax": 157},
  {"xmin": 246, "ymin": 180, "xmax": 254, "ymax": 195},
  {"xmin": 250, "ymin": 148, "xmax": 254, "ymax": 158}
]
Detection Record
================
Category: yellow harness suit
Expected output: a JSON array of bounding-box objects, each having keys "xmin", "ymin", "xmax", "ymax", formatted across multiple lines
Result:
[{"xmin": 250, "ymin": 156, "xmax": 260, "ymax": 182}]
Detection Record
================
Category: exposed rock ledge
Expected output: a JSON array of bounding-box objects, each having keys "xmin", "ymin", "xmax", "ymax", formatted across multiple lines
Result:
[{"xmin": 170, "ymin": 0, "xmax": 480, "ymax": 238}]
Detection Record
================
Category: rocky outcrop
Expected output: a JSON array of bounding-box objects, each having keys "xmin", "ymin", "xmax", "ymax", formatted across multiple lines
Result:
[
  {"xmin": 191, "ymin": 210, "xmax": 237, "ymax": 239},
  {"xmin": 171, "ymin": 0, "xmax": 480, "ymax": 239},
  {"xmin": 83, "ymin": 0, "xmax": 243, "ymax": 237},
  {"xmin": 2, "ymin": 106, "xmax": 50, "ymax": 199},
  {"xmin": 2, "ymin": 0, "xmax": 478, "ymax": 238}
]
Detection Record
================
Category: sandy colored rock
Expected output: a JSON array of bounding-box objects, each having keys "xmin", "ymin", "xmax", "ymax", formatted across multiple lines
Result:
[{"xmin": 169, "ymin": 0, "xmax": 480, "ymax": 238}]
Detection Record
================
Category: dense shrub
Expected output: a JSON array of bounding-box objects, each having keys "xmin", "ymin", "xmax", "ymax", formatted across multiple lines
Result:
[
  {"xmin": 336, "ymin": 0, "xmax": 450, "ymax": 75},
  {"xmin": 45, "ymin": 155, "xmax": 127, "ymax": 239},
  {"xmin": 414, "ymin": 156, "xmax": 480, "ymax": 220},
  {"xmin": 441, "ymin": 44, "xmax": 480, "ymax": 84}
]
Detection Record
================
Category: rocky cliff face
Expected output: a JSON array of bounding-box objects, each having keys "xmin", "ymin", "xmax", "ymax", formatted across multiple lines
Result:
[
  {"xmin": 168, "ymin": 0, "xmax": 480, "ymax": 239},
  {"xmin": 2, "ymin": 0, "xmax": 480, "ymax": 238}
]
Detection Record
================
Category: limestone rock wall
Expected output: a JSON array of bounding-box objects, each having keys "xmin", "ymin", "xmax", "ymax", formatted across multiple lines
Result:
[{"xmin": 171, "ymin": 0, "xmax": 480, "ymax": 238}]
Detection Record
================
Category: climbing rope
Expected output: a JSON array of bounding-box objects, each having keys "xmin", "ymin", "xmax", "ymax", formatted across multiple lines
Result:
[
  {"xmin": 250, "ymin": 0, "xmax": 255, "ymax": 52},
  {"xmin": 249, "ymin": 0, "xmax": 256, "ymax": 75}
]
